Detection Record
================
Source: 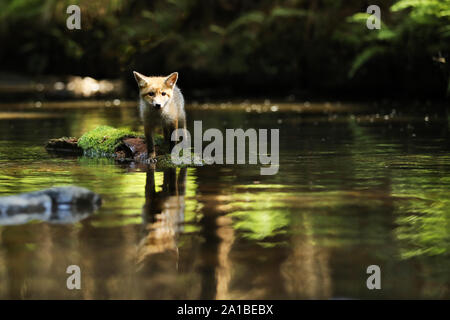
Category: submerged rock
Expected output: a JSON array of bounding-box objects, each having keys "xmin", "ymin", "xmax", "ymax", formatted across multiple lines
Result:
[{"xmin": 0, "ymin": 186, "xmax": 101, "ymax": 225}]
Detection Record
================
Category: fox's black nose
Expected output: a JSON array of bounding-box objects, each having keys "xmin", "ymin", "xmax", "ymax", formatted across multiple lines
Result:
[{"xmin": 154, "ymin": 103, "xmax": 161, "ymax": 109}]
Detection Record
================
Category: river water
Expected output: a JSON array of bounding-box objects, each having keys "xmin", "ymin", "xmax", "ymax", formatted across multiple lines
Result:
[{"xmin": 0, "ymin": 100, "xmax": 449, "ymax": 299}]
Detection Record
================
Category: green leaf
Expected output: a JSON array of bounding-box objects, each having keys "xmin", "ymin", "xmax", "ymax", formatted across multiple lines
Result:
[
  {"xmin": 270, "ymin": 7, "xmax": 308, "ymax": 19},
  {"xmin": 349, "ymin": 46, "xmax": 387, "ymax": 78},
  {"xmin": 227, "ymin": 11, "xmax": 265, "ymax": 32}
]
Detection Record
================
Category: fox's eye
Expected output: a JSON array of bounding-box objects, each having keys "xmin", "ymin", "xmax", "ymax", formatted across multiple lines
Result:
[
  {"xmin": 147, "ymin": 92, "xmax": 155, "ymax": 97},
  {"xmin": 161, "ymin": 92, "xmax": 166, "ymax": 96}
]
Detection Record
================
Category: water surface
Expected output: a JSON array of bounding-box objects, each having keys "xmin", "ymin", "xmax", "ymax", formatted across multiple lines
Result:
[{"xmin": 0, "ymin": 101, "xmax": 449, "ymax": 299}]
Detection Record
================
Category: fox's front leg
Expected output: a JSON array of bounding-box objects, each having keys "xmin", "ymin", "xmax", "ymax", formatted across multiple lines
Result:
[
  {"xmin": 144, "ymin": 125, "xmax": 157, "ymax": 162},
  {"xmin": 163, "ymin": 123, "xmax": 176, "ymax": 152},
  {"xmin": 164, "ymin": 119, "xmax": 186, "ymax": 151}
]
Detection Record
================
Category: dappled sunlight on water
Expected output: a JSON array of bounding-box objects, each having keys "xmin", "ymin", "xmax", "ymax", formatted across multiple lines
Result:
[{"xmin": 0, "ymin": 101, "xmax": 449, "ymax": 299}]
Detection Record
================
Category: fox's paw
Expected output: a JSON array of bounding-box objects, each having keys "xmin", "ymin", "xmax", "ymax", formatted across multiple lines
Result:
[
  {"xmin": 146, "ymin": 157, "xmax": 157, "ymax": 164},
  {"xmin": 140, "ymin": 151, "xmax": 157, "ymax": 163}
]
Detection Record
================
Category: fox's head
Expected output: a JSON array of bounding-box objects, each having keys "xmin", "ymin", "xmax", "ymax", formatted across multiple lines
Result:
[{"xmin": 133, "ymin": 71, "xmax": 178, "ymax": 110}]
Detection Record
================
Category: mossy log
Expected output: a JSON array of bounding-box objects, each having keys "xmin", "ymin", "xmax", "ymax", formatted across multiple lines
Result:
[
  {"xmin": 45, "ymin": 126, "xmax": 192, "ymax": 168},
  {"xmin": 45, "ymin": 137, "xmax": 83, "ymax": 155}
]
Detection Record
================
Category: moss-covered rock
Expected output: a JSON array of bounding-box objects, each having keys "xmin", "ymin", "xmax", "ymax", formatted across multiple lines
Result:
[
  {"xmin": 155, "ymin": 153, "xmax": 205, "ymax": 168},
  {"xmin": 46, "ymin": 125, "xmax": 203, "ymax": 169},
  {"xmin": 78, "ymin": 126, "xmax": 143, "ymax": 155}
]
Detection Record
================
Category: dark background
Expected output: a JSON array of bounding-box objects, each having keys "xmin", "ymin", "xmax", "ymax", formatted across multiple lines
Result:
[{"xmin": 0, "ymin": 0, "xmax": 449, "ymax": 101}]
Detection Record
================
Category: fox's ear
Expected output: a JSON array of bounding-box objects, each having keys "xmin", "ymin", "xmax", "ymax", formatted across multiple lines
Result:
[
  {"xmin": 165, "ymin": 72, "xmax": 178, "ymax": 88},
  {"xmin": 133, "ymin": 71, "xmax": 148, "ymax": 88}
]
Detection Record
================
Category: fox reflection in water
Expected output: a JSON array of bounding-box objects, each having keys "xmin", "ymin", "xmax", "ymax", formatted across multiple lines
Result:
[{"xmin": 137, "ymin": 167, "xmax": 187, "ymax": 272}]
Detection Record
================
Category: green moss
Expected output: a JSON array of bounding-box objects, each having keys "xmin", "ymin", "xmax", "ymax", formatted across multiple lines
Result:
[
  {"xmin": 75, "ymin": 125, "xmax": 202, "ymax": 168},
  {"xmin": 156, "ymin": 154, "xmax": 180, "ymax": 168},
  {"xmin": 155, "ymin": 153, "xmax": 205, "ymax": 169},
  {"xmin": 78, "ymin": 126, "xmax": 143, "ymax": 155}
]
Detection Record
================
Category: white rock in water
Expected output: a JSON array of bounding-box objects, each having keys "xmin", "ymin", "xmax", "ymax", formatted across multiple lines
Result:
[{"xmin": 0, "ymin": 186, "xmax": 101, "ymax": 225}]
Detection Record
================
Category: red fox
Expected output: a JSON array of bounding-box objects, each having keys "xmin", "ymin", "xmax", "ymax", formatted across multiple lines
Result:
[{"xmin": 133, "ymin": 71, "xmax": 186, "ymax": 161}]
